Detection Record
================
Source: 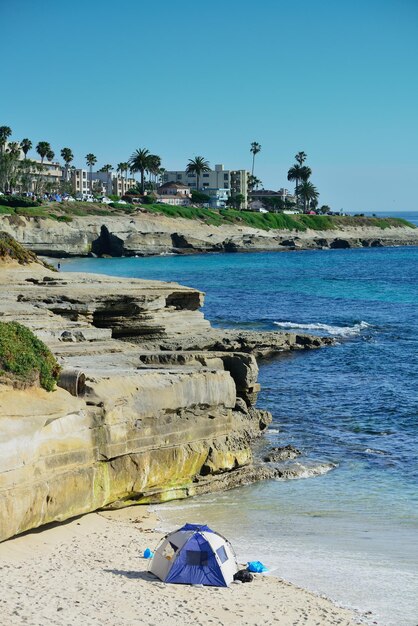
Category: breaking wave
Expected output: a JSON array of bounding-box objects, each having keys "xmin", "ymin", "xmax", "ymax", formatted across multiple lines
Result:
[
  {"xmin": 276, "ymin": 461, "xmax": 337, "ymax": 480},
  {"xmin": 273, "ymin": 320, "xmax": 370, "ymax": 337}
]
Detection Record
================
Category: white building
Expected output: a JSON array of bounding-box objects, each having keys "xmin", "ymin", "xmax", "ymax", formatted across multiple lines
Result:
[
  {"xmin": 91, "ymin": 171, "xmax": 137, "ymax": 196},
  {"xmin": 162, "ymin": 164, "xmax": 249, "ymax": 208}
]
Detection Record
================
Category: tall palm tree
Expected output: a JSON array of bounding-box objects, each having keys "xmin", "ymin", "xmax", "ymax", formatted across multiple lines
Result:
[
  {"xmin": 287, "ymin": 164, "xmax": 311, "ymax": 206},
  {"xmin": 21, "ymin": 138, "xmax": 32, "ymax": 159},
  {"xmin": 298, "ymin": 181, "xmax": 319, "ymax": 212},
  {"xmin": 6, "ymin": 142, "xmax": 21, "ymax": 158},
  {"xmin": 47, "ymin": 149, "xmax": 55, "ymax": 162},
  {"xmin": 61, "ymin": 148, "xmax": 73, "ymax": 182},
  {"xmin": 250, "ymin": 141, "xmax": 261, "ymax": 176},
  {"xmin": 124, "ymin": 162, "xmax": 130, "ymax": 188},
  {"xmin": 85, "ymin": 153, "xmax": 97, "ymax": 193},
  {"xmin": 99, "ymin": 164, "xmax": 113, "ymax": 195},
  {"xmin": 147, "ymin": 154, "xmax": 161, "ymax": 189},
  {"xmin": 36, "ymin": 141, "xmax": 51, "ymax": 164},
  {"xmin": 186, "ymin": 156, "xmax": 210, "ymax": 191},
  {"xmin": 287, "ymin": 164, "xmax": 303, "ymax": 200},
  {"xmin": 0, "ymin": 126, "xmax": 12, "ymax": 155},
  {"xmin": 129, "ymin": 148, "xmax": 150, "ymax": 194},
  {"xmin": 295, "ymin": 151, "xmax": 307, "ymax": 165},
  {"xmin": 116, "ymin": 162, "xmax": 124, "ymax": 194}
]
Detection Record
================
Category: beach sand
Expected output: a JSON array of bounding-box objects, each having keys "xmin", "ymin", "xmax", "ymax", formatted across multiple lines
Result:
[{"xmin": 0, "ymin": 507, "xmax": 361, "ymax": 626}]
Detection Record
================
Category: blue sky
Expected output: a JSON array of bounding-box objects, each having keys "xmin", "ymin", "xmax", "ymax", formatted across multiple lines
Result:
[{"xmin": 2, "ymin": 0, "xmax": 417, "ymax": 211}]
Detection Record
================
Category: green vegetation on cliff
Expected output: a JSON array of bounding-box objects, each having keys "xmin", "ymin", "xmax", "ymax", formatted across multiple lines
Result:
[
  {"xmin": 0, "ymin": 230, "xmax": 39, "ymax": 263},
  {"xmin": 0, "ymin": 322, "xmax": 60, "ymax": 391},
  {"xmin": 0, "ymin": 199, "xmax": 415, "ymax": 231}
]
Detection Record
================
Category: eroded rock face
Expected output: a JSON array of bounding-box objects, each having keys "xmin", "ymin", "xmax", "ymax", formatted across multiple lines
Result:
[
  {"xmin": 0, "ymin": 214, "xmax": 417, "ymax": 257},
  {"xmin": 0, "ymin": 261, "xmax": 331, "ymax": 542}
]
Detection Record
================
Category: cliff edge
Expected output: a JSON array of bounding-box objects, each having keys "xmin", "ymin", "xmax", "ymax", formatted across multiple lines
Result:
[{"xmin": 0, "ymin": 252, "xmax": 332, "ymax": 542}]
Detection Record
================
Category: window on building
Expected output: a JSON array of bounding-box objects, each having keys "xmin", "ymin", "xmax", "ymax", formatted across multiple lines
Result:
[
  {"xmin": 224, "ymin": 174, "xmax": 229, "ymax": 180},
  {"xmin": 203, "ymin": 173, "xmax": 209, "ymax": 178}
]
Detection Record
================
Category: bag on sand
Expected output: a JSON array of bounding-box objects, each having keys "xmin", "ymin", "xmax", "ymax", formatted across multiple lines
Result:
[{"xmin": 234, "ymin": 569, "xmax": 254, "ymax": 583}]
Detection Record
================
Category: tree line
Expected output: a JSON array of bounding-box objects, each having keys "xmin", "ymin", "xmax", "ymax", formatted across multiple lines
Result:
[{"xmin": 1, "ymin": 125, "xmax": 326, "ymax": 212}]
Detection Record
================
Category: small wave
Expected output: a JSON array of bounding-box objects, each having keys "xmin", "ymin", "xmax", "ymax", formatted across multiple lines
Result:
[
  {"xmin": 364, "ymin": 448, "xmax": 390, "ymax": 456},
  {"xmin": 273, "ymin": 320, "xmax": 370, "ymax": 337},
  {"xmin": 276, "ymin": 461, "xmax": 337, "ymax": 481}
]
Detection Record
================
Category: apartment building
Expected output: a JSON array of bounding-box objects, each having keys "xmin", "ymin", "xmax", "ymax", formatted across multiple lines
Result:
[
  {"xmin": 162, "ymin": 164, "xmax": 249, "ymax": 208},
  {"xmin": 91, "ymin": 171, "xmax": 137, "ymax": 196}
]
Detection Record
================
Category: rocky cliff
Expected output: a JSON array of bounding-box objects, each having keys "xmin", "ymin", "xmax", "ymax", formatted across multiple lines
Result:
[
  {"xmin": 0, "ymin": 213, "xmax": 417, "ymax": 257},
  {"xmin": 0, "ymin": 258, "xmax": 332, "ymax": 542}
]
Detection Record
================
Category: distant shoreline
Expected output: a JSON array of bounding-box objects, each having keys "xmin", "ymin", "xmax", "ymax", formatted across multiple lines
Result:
[{"xmin": 1, "ymin": 212, "xmax": 417, "ymax": 259}]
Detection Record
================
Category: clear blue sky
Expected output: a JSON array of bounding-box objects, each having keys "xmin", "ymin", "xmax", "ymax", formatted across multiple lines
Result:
[{"xmin": 2, "ymin": 0, "xmax": 417, "ymax": 211}]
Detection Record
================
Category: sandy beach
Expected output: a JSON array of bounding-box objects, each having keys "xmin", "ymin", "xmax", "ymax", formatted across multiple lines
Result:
[{"xmin": 0, "ymin": 507, "xmax": 361, "ymax": 626}]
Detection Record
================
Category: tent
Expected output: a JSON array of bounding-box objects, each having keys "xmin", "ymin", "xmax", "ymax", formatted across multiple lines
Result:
[{"xmin": 149, "ymin": 523, "xmax": 238, "ymax": 587}]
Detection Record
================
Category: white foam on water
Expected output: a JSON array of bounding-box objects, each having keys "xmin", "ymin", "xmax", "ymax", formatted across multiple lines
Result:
[
  {"xmin": 276, "ymin": 462, "xmax": 337, "ymax": 480},
  {"xmin": 273, "ymin": 320, "xmax": 371, "ymax": 337}
]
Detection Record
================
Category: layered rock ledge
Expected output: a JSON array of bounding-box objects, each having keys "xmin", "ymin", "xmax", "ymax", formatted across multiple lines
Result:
[
  {"xmin": 0, "ymin": 260, "xmax": 332, "ymax": 542},
  {"xmin": 0, "ymin": 213, "xmax": 417, "ymax": 257}
]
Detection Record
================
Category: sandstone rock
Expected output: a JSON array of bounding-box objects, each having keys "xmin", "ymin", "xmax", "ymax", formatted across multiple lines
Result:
[{"xmin": 0, "ymin": 259, "xmax": 332, "ymax": 542}]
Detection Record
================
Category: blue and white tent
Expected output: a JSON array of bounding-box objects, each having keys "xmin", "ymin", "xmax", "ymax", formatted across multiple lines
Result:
[{"xmin": 149, "ymin": 523, "xmax": 238, "ymax": 587}]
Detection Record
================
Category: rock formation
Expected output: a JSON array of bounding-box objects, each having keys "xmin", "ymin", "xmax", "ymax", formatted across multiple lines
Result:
[
  {"xmin": 0, "ymin": 213, "xmax": 417, "ymax": 257},
  {"xmin": 0, "ymin": 255, "xmax": 333, "ymax": 543}
]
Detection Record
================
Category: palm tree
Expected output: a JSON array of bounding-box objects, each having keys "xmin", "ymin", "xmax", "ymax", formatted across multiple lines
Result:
[
  {"xmin": 0, "ymin": 126, "xmax": 12, "ymax": 155},
  {"xmin": 186, "ymin": 156, "xmax": 210, "ymax": 191},
  {"xmin": 295, "ymin": 151, "xmax": 307, "ymax": 165},
  {"xmin": 61, "ymin": 148, "xmax": 73, "ymax": 182},
  {"xmin": 250, "ymin": 141, "xmax": 261, "ymax": 176},
  {"xmin": 99, "ymin": 164, "xmax": 113, "ymax": 196},
  {"xmin": 298, "ymin": 181, "xmax": 319, "ymax": 212},
  {"xmin": 36, "ymin": 141, "xmax": 51, "ymax": 164},
  {"xmin": 6, "ymin": 142, "xmax": 21, "ymax": 158},
  {"xmin": 147, "ymin": 154, "xmax": 161, "ymax": 189},
  {"xmin": 287, "ymin": 164, "xmax": 311, "ymax": 206},
  {"xmin": 85, "ymin": 153, "xmax": 97, "ymax": 193},
  {"xmin": 129, "ymin": 148, "xmax": 150, "ymax": 194},
  {"xmin": 124, "ymin": 163, "xmax": 130, "ymax": 189},
  {"xmin": 21, "ymin": 138, "xmax": 32, "ymax": 159},
  {"xmin": 116, "ymin": 162, "xmax": 124, "ymax": 195},
  {"xmin": 287, "ymin": 164, "xmax": 303, "ymax": 200},
  {"xmin": 248, "ymin": 174, "xmax": 262, "ymax": 192},
  {"xmin": 47, "ymin": 149, "xmax": 55, "ymax": 162}
]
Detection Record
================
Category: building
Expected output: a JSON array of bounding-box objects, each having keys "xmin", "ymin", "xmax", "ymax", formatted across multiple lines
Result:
[
  {"xmin": 156, "ymin": 182, "xmax": 192, "ymax": 206},
  {"xmin": 91, "ymin": 171, "xmax": 137, "ymax": 196},
  {"xmin": 249, "ymin": 188, "xmax": 297, "ymax": 210},
  {"xmin": 202, "ymin": 188, "xmax": 229, "ymax": 208},
  {"xmin": 69, "ymin": 168, "xmax": 90, "ymax": 196},
  {"xmin": 24, "ymin": 159, "xmax": 63, "ymax": 194},
  {"xmin": 162, "ymin": 164, "xmax": 249, "ymax": 208}
]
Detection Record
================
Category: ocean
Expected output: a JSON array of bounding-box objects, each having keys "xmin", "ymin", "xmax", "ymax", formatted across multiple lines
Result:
[{"xmin": 62, "ymin": 214, "xmax": 418, "ymax": 626}]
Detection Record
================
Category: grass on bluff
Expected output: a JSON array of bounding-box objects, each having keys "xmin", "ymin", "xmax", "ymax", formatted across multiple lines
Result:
[
  {"xmin": 0, "ymin": 322, "xmax": 60, "ymax": 391},
  {"xmin": 0, "ymin": 230, "xmax": 39, "ymax": 263},
  {"xmin": 0, "ymin": 201, "xmax": 415, "ymax": 231}
]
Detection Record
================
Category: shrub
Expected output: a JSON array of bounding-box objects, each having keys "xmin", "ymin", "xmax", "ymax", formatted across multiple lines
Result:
[
  {"xmin": 0, "ymin": 322, "xmax": 60, "ymax": 391},
  {"xmin": 0, "ymin": 231, "xmax": 38, "ymax": 263},
  {"xmin": 0, "ymin": 196, "xmax": 40, "ymax": 208},
  {"xmin": 142, "ymin": 193, "xmax": 157, "ymax": 205},
  {"xmin": 109, "ymin": 202, "xmax": 135, "ymax": 210}
]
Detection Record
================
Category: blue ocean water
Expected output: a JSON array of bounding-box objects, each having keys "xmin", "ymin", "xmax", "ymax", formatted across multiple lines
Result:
[{"xmin": 62, "ymin": 230, "xmax": 418, "ymax": 625}]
